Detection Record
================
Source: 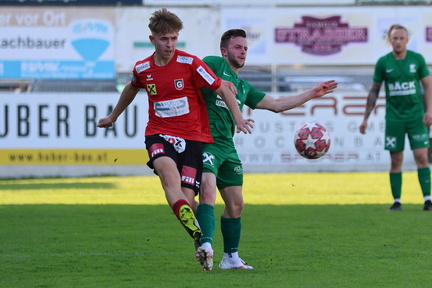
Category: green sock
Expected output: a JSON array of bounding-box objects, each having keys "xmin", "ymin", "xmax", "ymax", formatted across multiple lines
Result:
[
  {"xmin": 389, "ymin": 172, "xmax": 402, "ymax": 200},
  {"xmin": 221, "ymin": 216, "xmax": 241, "ymax": 254},
  {"xmin": 417, "ymin": 167, "xmax": 431, "ymax": 197},
  {"xmin": 196, "ymin": 204, "xmax": 215, "ymax": 245}
]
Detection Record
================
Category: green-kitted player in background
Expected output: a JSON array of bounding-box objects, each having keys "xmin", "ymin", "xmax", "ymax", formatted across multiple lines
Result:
[{"xmin": 360, "ymin": 24, "xmax": 432, "ymax": 211}]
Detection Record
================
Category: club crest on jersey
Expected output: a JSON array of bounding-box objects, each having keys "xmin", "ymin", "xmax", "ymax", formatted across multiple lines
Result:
[
  {"xmin": 147, "ymin": 84, "xmax": 157, "ymax": 95},
  {"xmin": 174, "ymin": 79, "xmax": 184, "ymax": 90}
]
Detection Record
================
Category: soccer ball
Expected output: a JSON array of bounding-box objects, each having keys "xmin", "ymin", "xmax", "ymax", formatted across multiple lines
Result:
[{"xmin": 294, "ymin": 122, "xmax": 331, "ymax": 159}]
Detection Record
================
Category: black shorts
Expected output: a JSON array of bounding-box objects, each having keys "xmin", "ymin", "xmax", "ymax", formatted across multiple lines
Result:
[{"xmin": 145, "ymin": 134, "xmax": 203, "ymax": 195}]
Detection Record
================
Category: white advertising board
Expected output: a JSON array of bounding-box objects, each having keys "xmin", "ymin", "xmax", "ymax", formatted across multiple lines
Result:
[
  {"xmin": 0, "ymin": 92, "xmax": 150, "ymax": 172},
  {"xmin": 0, "ymin": 91, "xmax": 418, "ymax": 174},
  {"xmin": 0, "ymin": 7, "xmax": 115, "ymax": 79},
  {"xmin": 220, "ymin": 6, "xmax": 432, "ymax": 66}
]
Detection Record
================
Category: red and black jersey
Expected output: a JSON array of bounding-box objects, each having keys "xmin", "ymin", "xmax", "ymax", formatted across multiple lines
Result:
[{"xmin": 131, "ymin": 49, "xmax": 222, "ymax": 143}]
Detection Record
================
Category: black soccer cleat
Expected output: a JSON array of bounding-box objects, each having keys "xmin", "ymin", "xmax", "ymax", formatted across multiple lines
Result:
[
  {"xmin": 388, "ymin": 202, "xmax": 402, "ymax": 211},
  {"xmin": 423, "ymin": 200, "xmax": 432, "ymax": 211}
]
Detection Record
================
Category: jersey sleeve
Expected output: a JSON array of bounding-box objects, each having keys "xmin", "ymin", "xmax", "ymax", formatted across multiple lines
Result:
[
  {"xmin": 193, "ymin": 57, "xmax": 222, "ymax": 91},
  {"xmin": 372, "ymin": 56, "xmax": 385, "ymax": 83},
  {"xmin": 417, "ymin": 53, "xmax": 430, "ymax": 79},
  {"xmin": 244, "ymin": 81, "xmax": 266, "ymax": 109},
  {"xmin": 130, "ymin": 61, "xmax": 146, "ymax": 89},
  {"xmin": 130, "ymin": 73, "xmax": 143, "ymax": 88}
]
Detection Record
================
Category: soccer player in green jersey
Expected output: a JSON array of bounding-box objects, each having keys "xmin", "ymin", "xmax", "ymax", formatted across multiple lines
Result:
[
  {"xmin": 194, "ymin": 29, "xmax": 338, "ymax": 271},
  {"xmin": 360, "ymin": 24, "xmax": 432, "ymax": 211}
]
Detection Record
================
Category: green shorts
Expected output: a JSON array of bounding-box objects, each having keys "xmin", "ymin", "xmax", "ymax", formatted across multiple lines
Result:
[
  {"xmin": 384, "ymin": 117, "xmax": 429, "ymax": 151},
  {"xmin": 202, "ymin": 139, "xmax": 243, "ymax": 190}
]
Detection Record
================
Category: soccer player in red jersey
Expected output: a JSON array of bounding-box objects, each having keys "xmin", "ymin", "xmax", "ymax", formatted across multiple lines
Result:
[{"xmin": 97, "ymin": 8, "xmax": 254, "ymax": 259}]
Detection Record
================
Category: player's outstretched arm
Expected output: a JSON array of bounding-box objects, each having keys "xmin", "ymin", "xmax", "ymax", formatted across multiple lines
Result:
[
  {"xmin": 97, "ymin": 82, "xmax": 140, "ymax": 128},
  {"xmin": 215, "ymin": 80, "xmax": 254, "ymax": 134},
  {"xmin": 254, "ymin": 80, "xmax": 338, "ymax": 113}
]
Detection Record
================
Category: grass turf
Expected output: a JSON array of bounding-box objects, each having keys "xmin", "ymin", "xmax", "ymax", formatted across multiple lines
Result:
[{"xmin": 1, "ymin": 172, "xmax": 431, "ymax": 287}]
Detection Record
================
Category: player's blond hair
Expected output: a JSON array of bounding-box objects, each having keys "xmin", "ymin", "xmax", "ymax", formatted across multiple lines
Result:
[
  {"xmin": 148, "ymin": 8, "xmax": 183, "ymax": 35},
  {"xmin": 387, "ymin": 24, "xmax": 409, "ymax": 42}
]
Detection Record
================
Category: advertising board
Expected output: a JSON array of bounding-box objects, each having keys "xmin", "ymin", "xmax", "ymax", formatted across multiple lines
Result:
[{"xmin": 0, "ymin": 7, "xmax": 115, "ymax": 79}]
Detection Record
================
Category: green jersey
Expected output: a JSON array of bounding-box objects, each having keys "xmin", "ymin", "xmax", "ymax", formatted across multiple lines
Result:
[
  {"xmin": 201, "ymin": 56, "xmax": 266, "ymax": 141},
  {"xmin": 373, "ymin": 50, "xmax": 430, "ymax": 120}
]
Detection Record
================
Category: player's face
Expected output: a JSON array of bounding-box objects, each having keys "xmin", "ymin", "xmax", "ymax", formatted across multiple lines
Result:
[
  {"xmin": 224, "ymin": 36, "xmax": 248, "ymax": 69},
  {"xmin": 150, "ymin": 32, "xmax": 179, "ymax": 62},
  {"xmin": 389, "ymin": 28, "xmax": 408, "ymax": 54}
]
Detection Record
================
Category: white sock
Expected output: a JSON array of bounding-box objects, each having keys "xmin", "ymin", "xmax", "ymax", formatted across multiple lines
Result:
[
  {"xmin": 394, "ymin": 198, "xmax": 401, "ymax": 203},
  {"xmin": 225, "ymin": 252, "xmax": 239, "ymax": 262},
  {"xmin": 201, "ymin": 242, "xmax": 212, "ymax": 250},
  {"xmin": 424, "ymin": 195, "xmax": 431, "ymax": 202}
]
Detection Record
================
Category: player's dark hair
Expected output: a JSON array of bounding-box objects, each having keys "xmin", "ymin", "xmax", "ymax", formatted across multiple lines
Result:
[
  {"xmin": 220, "ymin": 29, "xmax": 247, "ymax": 49},
  {"xmin": 148, "ymin": 8, "xmax": 183, "ymax": 35},
  {"xmin": 387, "ymin": 24, "xmax": 409, "ymax": 40}
]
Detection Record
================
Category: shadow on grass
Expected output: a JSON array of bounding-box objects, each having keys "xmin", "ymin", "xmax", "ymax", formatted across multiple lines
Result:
[{"xmin": 0, "ymin": 182, "xmax": 116, "ymax": 190}]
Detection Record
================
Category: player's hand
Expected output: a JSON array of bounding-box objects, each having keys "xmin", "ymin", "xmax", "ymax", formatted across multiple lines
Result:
[
  {"xmin": 424, "ymin": 111, "xmax": 432, "ymax": 126},
  {"xmin": 222, "ymin": 79, "xmax": 238, "ymax": 95},
  {"xmin": 359, "ymin": 119, "xmax": 368, "ymax": 134},
  {"xmin": 97, "ymin": 116, "xmax": 115, "ymax": 128},
  {"xmin": 314, "ymin": 80, "xmax": 338, "ymax": 97},
  {"xmin": 236, "ymin": 118, "xmax": 255, "ymax": 134}
]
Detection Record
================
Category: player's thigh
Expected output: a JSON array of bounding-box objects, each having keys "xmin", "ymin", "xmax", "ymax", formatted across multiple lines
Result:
[
  {"xmin": 202, "ymin": 142, "xmax": 225, "ymax": 175},
  {"xmin": 152, "ymin": 156, "xmax": 181, "ymax": 190},
  {"xmin": 384, "ymin": 119, "xmax": 405, "ymax": 151},
  {"xmin": 216, "ymin": 152, "xmax": 243, "ymax": 190},
  {"xmin": 179, "ymin": 140, "xmax": 203, "ymax": 195},
  {"xmin": 407, "ymin": 117, "xmax": 429, "ymax": 150},
  {"xmin": 145, "ymin": 134, "xmax": 178, "ymax": 170}
]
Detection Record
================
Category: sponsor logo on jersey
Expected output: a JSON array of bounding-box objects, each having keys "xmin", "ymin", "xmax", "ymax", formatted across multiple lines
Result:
[
  {"xmin": 177, "ymin": 55, "xmax": 193, "ymax": 64},
  {"xmin": 197, "ymin": 65, "xmax": 216, "ymax": 85},
  {"xmin": 147, "ymin": 84, "xmax": 157, "ymax": 95},
  {"xmin": 388, "ymin": 81, "xmax": 416, "ymax": 96},
  {"xmin": 181, "ymin": 165, "xmax": 197, "ymax": 185},
  {"xmin": 174, "ymin": 79, "xmax": 184, "ymax": 90},
  {"xmin": 215, "ymin": 94, "xmax": 240, "ymax": 109},
  {"xmin": 410, "ymin": 64, "xmax": 417, "ymax": 73},
  {"xmin": 216, "ymin": 99, "xmax": 228, "ymax": 109},
  {"xmin": 136, "ymin": 61, "xmax": 150, "ymax": 73},
  {"xmin": 154, "ymin": 97, "xmax": 189, "ymax": 118}
]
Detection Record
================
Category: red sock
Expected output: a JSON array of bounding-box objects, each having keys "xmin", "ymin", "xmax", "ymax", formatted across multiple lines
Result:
[{"xmin": 172, "ymin": 199, "xmax": 190, "ymax": 220}]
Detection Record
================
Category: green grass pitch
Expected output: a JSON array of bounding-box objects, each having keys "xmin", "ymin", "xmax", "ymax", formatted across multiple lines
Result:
[{"xmin": 1, "ymin": 172, "xmax": 431, "ymax": 288}]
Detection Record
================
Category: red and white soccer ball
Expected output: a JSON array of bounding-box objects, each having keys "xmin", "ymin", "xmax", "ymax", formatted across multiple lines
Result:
[{"xmin": 294, "ymin": 122, "xmax": 331, "ymax": 159}]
